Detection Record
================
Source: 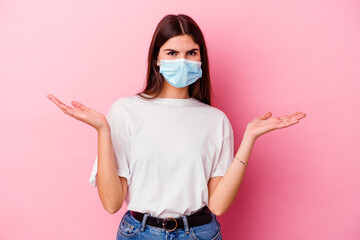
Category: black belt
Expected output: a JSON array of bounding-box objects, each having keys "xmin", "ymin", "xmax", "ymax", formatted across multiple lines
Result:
[{"xmin": 130, "ymin": 205, "xmax": 212, "ymax": 232}]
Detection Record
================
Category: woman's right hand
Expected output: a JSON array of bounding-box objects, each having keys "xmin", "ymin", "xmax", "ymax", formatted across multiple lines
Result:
[{"xmin": 47, "ymin": 94, "xmax": 109, "ymax": 131}]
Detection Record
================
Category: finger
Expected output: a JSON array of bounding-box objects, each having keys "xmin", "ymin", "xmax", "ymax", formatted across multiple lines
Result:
[
  {"xmin": 280, "ymin": 112, "xmax": 306, "ymax": 121},
  {"xmin": 50, "ymin": 96, "xmax": 88, "ymax": 120},
  {"xmin": 58, "ymin": 101, "xmax": 74, "ymax": 113},
  {"xmin": 48, "ymin": 95, "xmax": 77, "ymax": 116},
  {"xmin": 279, "ymin": 112, "xmax": 298, "ymax": 120},
  {"xmin": 296, "ymin": 112, "xmax": 307, "ymax": 119},
  {"xmin": 47, "ymin": 94, "xmax": 66, "ymax": 107},
  {"xmin": 71, "ymin": 100, "xmax": 93, "ymax": 112},
  {"xmin": 282, "ymin": 116, "xmax": 300, "ymax": 124},
  {"xmin": 288, "ymin": 112, "xmax": 306, "ymax": 121},
  {"xmin": 47, "ymin": 95, "xmax": 87, "ymax": 121},
  {"xmin": 259, "ymin": 111, "xmax": 272, "ymax": 120},
  {"xmin": 58, "ymin": 103, "xmax": 76, "ymax": 116},
  {"xmin": 278, "ymin": 119, "xmax": 300, "ymax": 128},
  {"xmin": 59, "ymin": 106, "xmax": 72, "ymax": 116}
]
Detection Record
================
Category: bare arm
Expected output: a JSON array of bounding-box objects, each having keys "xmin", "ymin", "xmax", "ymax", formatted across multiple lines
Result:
[
  {"xmin": 96, "ymin": 125, "xmax": 128, "ymax": 214},
  {"xmin": 208, "ymin": 133, "xmax": 254, "ymax": 216},
  {"xmin": 208, "ymin": 111, "xmax": 306, "ymax": 216},
  {"xmin": 46, "ymin": 94, "xmax": 128, "ymax": 214}
]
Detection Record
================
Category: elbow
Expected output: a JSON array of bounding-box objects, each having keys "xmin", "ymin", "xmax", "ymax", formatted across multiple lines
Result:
[
  {"xmin": 105, "ymin": 204, "xmax": 122, "ymax": 214},
  {"xmin": 103, "ymin": 199, "xmax": 124, "ymax": 214},
  {"xmin": 106, "ymin": 209, "xmax": 118, "ymax": 215},
  {"xmin": 209, "ymin": 203, "xmax": 229, "ymax": 217},
  {"xmin": 99, "ymin": 191, "xmax": 126, "ymax": 214},
  {"xmin": 209, "ymin": 205, "xmax": 225, "ymax": 217},
  {"xmin": 211, "ymin": 208, "xmax": 225, "ymax": 217}
]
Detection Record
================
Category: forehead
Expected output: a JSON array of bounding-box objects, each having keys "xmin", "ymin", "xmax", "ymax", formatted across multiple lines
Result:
[{"xmin": 160, "ymin": 34, "xmax": 199, "ymax": 50}]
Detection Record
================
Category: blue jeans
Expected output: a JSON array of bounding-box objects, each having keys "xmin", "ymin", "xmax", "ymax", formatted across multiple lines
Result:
[{"xmin": 116, "ymin": 210, "xmax": 222, "ymax": 240}]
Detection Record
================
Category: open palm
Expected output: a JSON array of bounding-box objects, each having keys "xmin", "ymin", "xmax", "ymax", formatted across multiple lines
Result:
[
  {"xmin": 245, "ymin": 111, "xmax": 306, "ymax": 139},
  {"xmin": 47, "ymin": 94, "xmax": 108, "ymax": 131}
]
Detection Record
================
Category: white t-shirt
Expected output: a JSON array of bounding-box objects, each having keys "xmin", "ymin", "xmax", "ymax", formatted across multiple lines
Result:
[{"xmin": 89, "ymin": 93, "xmax": 234, "ymax": 218}]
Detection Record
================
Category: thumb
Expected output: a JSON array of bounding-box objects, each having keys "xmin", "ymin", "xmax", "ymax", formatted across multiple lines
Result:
[{"xmin": 258, "ymin": 111, "xmax": 272, "ymax": 120}]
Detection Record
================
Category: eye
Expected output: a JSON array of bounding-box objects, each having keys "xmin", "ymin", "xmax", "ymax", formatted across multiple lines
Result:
[
  {"xmin": 167, "ymin": 51, "xmax": 177, "ymax": 56},
  {"xmin": 188, "ymin": 51, "xmax": 197, "ymax": 56}
]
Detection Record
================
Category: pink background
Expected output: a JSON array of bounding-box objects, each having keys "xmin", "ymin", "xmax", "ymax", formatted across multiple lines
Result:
[{"xmin": 1, "ymin": 0, "xmax": 359, "ymax": 239}]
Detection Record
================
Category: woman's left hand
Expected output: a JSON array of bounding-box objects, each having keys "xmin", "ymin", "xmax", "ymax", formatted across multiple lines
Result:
[{"xmin": 245, "ymin": 111, "xmax": 306, "ymax": 140}]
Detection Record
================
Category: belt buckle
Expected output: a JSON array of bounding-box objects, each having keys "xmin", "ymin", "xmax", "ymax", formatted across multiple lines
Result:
[{"xmin": 162, "ymin": 217, "xmax": 177, "ymax": 232}]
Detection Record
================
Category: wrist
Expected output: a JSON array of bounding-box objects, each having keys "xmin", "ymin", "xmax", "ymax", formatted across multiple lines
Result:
[
  {"xmin": 243, "ymin": 129, "xmax": 257, "ymax": 142},
  {"xmin": 97, "ymin": 123, "xmax": 110, "ymax": 134},
  {"xmin": 234, "ymin": 154, "xmax": 248, "ymax": 166}
]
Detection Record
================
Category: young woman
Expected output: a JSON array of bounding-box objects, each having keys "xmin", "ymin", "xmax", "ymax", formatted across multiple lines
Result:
[{"xmin": 47, "ymin": 14, "xmax": 306, "ymax": 240}]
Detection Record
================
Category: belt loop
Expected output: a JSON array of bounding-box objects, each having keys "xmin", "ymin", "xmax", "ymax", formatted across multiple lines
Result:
[
  {"xmin": 140, "ymin": 213, "xmax": 149, "ymax": 232},
  {"xmin": 181, "ymin": 215, "xmax": 189, "ymax": 234}
]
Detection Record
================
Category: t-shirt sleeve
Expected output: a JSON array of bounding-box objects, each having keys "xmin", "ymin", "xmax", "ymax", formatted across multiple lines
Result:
[
  {"xmin": 210, "ymin": 115, "xmax": 234, "ymax": 178},
  {"xmin": 88, "ymin": 99, "xmax": 132, "ymax": 187}
]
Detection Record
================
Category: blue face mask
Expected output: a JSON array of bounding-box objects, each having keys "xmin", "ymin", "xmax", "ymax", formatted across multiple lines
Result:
[{"xmin": 158, "ymin": 58, "xmax": 202, "ymax": 88}]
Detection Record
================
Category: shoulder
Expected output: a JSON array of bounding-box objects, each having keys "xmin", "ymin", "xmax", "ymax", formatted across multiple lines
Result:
[
  {"xmin": 109, "ymin": 94, "xmax": 137, "ymax": 112},
  {"xmin": 196, "ymin": 103, "xmax": 233, "ymax": 138},
  {"xmin": 106, "ymin": 95, "xmax": 138, "ymax": 124},
  {"xmin": 196, "ymin": 101, "xmax": 231, "ymax": 122}
]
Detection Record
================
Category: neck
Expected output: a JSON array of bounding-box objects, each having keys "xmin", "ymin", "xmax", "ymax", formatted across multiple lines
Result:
[{"xmin": 156, "ymin": 84, "xmax": 190, "ymax": 99}]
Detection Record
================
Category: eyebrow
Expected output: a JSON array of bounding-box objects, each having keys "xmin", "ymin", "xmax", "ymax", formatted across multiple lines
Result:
[{"xmin": 163, "ymin": 48, "xmax": 199, "ymax": 52}]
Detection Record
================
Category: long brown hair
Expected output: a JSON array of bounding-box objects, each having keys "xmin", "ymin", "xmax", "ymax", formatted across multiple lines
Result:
[{"xmin": 136, "ymin": 14, "xmax": 213, "ymax": 105}]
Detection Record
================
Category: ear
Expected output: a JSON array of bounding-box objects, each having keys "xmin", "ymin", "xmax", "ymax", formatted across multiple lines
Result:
[{"xmin": 156, "ymin": 52, "xmax": 161, "ymax": 66}]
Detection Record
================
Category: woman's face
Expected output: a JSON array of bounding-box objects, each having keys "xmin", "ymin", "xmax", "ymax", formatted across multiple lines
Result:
[{"xmin": 157, "ymin": 34, "xmax": 201, "ymax": 66}]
